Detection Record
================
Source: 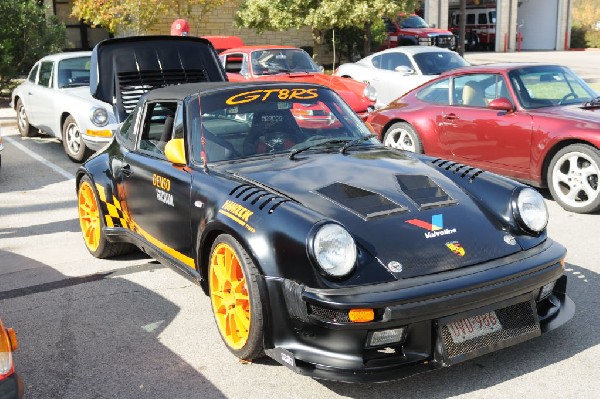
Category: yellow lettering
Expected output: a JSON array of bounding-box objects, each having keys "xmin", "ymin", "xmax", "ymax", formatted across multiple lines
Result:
[
  {"xmin": 226, "ymin": 90, "xmax": 263, "ymax": 105},
  {"xmin": 152, "ymin": 174, "xmax": 171, "ymax": 191}
]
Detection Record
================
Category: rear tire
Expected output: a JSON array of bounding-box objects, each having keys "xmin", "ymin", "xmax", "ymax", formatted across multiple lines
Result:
[
  {"xmin": 383, "ymin": 122, "xmax": 423, "ymax": 153},
  {"xmin": 209, "ymin": 234, "xmax": 265, "ymax": 361},
  {"xmin": 16, "ymin": 99, "xmax": 36, "ymax": 137},
  {"xmin": 547, "ymin": 144, "xmax": 600, "ymax": 213},
  {"xmin": 77, "ymin": 175, "xmax": 134, "ymax": 258}
]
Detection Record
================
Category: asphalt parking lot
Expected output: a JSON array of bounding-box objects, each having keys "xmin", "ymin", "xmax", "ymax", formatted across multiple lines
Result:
[{"xmin": 1, "ymin": 50, "xmax": 600, "ymax": 398}]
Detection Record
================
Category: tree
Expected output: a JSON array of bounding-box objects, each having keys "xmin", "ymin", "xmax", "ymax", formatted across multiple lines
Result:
[
  {"xmin": 0, "ymin": 0, "xmax": 65, "ymax": 93},
  {"xmin": 572, "ymin": 0, "xmax": 600, "ymax": 29},
  {"xmin": 235, "ymin": 0, "xmax": 418, "ymax": 64},
  {"xmin": 72, "ymin": 0, "xmax": 226, "ymax": 36}
]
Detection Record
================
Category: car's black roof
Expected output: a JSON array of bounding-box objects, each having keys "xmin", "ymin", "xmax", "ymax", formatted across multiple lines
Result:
[{"xmin": 143, "ymin": 81, "xmax": 328, "ymax": 102}]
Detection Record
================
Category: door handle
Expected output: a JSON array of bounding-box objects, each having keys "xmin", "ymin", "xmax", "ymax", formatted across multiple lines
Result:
[
  {"xmin": 444, "ymin": 113, "xmax": 459, "ymax": 120},
  {"xmin": 121, "ymin": 164, "xmax": 133, "ymax": 177}
]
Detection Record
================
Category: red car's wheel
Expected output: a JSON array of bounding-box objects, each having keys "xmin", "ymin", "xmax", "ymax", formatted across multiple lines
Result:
[
  {"xmin": 547, "ymin": 144, "xmax": 600, "ymax": 213},
  {"xmin": 383, "ymin": 122, "xmax": 423, "ymax": 153}
]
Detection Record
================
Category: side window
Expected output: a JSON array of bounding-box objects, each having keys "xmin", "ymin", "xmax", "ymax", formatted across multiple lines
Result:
[
  {"xmin": 224, "ymin": 53, "xmax": 244, "ymax": 73},
  {"xmin": 138, "ymin": 101, "xmax": 178, "ymax": 156},
  {"xmin": 453, "ymin": 73, "xmax": 511, "ymax": 107},
  {"xmin": 117, "ymin": 105, "xmax": 140, "ymax": 150},
  {"xmin": 28, "ymin": 64, "xmax": 40, "ymax": 83},
  {"xmin": 371, "ymin": 55, "xmax": 384, "ymax": 69},
  {"xmin": 466, "ymin": 13, "xmax": 475, "ymax": 25},
  {"xmin": 173, "ymin": 103, "xmax": 184, "ymax": 139},
  {"xmin": 381, "ymin": 53, "xmax": 413, "ymax": 71},
  {"xmin": 38, "ymin": 61, "xmax": 54, "ymax": 88},
  {"xmin": 416, "ymin": 78, "xmax": 450, "ymax": 105},
  {"xmin": 478, "ymin": 13, "xmax": 487, "ymax": 24}
]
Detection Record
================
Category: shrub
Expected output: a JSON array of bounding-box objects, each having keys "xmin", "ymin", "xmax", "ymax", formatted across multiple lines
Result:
[{"xmin": 0, "ymin": 0, "xmax": 66, "ymax": 93}]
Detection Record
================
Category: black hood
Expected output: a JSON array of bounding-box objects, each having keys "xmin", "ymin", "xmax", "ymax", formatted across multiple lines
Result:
[{"xmin": 221, "ymin": 148, "xmax": 522, "ymax": 279}]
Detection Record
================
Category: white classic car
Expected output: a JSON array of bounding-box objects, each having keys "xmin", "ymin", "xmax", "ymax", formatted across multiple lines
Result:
[
  {"xmin": 11, "ymin": 52, "xmax": 118, "ymax": 161},
  {"xmin": 334, "ymin": 46, "xmax": 469, "ymax": 106}
]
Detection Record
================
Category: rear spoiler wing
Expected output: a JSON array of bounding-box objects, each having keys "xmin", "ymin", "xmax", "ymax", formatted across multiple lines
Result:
[{"xmin": 90, "ymin": 35, "xmax": 227, "ymax": 122}]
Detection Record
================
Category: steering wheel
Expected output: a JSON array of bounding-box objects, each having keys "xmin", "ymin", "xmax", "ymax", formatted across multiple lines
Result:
[
  {"xmin": 558, "ymin": 92, "xmax": 577, "ymax": 105},
  {"xmin": 255, "ymin": 131, "xmax": 299, "ymax": 154}
]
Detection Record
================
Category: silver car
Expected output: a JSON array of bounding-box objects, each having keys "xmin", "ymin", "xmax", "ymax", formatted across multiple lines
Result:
[{"xmin": 11, "ymin": 51, "xmax": 117, "ymax": 161}]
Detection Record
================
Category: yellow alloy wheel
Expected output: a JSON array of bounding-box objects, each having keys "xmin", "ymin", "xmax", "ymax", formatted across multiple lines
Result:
[
  {"xmin": 209, "ymin": 242, "xmax": 251, "ymax": 350},
  {"xmin": 78, "ymin": 181, "xmax": 101, "ymax": 252}
]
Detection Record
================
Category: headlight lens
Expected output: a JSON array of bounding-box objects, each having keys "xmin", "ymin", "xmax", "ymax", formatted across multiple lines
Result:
[
  {"xmin": 363, "ymin": 84, "xmax": 377, "ymax": 102},
  {"xmin": 514, "ymin": 187, "xmax": 548, "ymax": 233},
  {"xmin": 90, "ymin": 107, "xmax": 109, "ymax": 126},
  {"xmin": 312, "ymin": 223, "xmax": 357, "ymax": 278}
]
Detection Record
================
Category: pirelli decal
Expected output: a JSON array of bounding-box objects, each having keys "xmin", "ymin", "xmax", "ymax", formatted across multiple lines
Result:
[
  {"xmin": 94, "ymin": 183, "xmax": 195, "ymax": 269},
  {"xmin": 219, "ymin": 200, "xmax": 256, "ymax": 233}
]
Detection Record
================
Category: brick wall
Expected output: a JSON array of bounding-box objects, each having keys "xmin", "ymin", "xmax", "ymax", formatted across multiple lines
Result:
[{"xmin": 148, "ymin": 2, "xmax": 314, "ymax": 48}]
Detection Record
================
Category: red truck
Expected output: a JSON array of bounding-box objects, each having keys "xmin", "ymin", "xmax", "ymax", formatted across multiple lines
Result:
[{"xmin": 382, "ymin": 14, "xmax": 457, "ymax": 51}]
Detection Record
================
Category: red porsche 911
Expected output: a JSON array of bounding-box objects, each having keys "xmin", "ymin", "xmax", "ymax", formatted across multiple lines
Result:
[{"xmin": 366, "ymin": 63, "xmax": 600, "ymax": 214}]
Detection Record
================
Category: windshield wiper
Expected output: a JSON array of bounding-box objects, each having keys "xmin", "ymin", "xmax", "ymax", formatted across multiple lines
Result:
[
  {"xmin": 289, "ymin": 138, "xmax": 353, "ymax": 160},
  {"xmin": 582, "ymin": 96, "xmax": 600, "ymax": 109},
  {"xmin": 339, "ymin": 134, "xmax": 377, "ymax": 154}
]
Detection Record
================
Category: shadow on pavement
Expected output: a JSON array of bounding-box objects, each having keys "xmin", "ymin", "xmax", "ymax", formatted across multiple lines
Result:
[{"xmin": 0, "ymin": 250, "xmax": 227, "ymax": 399}]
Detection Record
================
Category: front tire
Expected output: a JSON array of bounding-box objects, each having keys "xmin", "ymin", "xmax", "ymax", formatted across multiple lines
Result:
[
  {"xmin": 209, "ymin": 234, "xmax": 264, "ymax": 360},
  {"xmin": 63, "ymin": 115, "xmax": 90, "ymax": 162},
  {"xmin": 383, "ymin": 122, "xmax": 423, "ymax": 153},
  {"xmin": 77, "ymin": 175, "xmax": 133, "ymax": 258},
  {"xmin": 547, "ymin": 144, "xmax": 600, "ymax": 213},
  {"xmin": 16, "ymin": 99, "xmax": 36, "ymax": 137}
]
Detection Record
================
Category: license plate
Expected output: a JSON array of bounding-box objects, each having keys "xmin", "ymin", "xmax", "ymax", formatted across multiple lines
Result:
[{"xmin": 446, "ymin": 311, "xmax": 502, "ymax": 344}]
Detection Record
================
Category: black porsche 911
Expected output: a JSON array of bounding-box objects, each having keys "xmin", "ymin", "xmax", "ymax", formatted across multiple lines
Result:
[{"xmin": 76, "ymin": 36, "xmax": 574, "ymax": 383}]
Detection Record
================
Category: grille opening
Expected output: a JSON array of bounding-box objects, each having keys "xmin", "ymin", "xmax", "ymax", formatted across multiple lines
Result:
[
  {"xmin": 441, "ymin": 300, "xmax": 540, "ymax": 360},
  {"xmin": 396, "ymin": 174, "xmax": 455, "ymax": 209},
  {"xmin": 431, "ymin": 159, "xmax": 485, "ymax": 181},
  {"xmin": 316, "ymin": 182, "xmax": 407, "ymax": 219}
]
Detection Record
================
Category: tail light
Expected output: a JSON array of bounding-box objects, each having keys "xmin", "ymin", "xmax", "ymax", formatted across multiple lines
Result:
[{"xmin": 0, "ymin": 319, "xmax": 18, "ymax": 381}]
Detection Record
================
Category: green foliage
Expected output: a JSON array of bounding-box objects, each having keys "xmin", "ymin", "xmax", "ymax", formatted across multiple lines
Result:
[
  {"xmin": 236, "ymin": 0, "xmax": 419, "ymax": 63},
  {"xmin": 0, "ymin": 0, "xmax": 65, "ymax": 93},
  {"xmin": 570, "ymin": 26, "xmax": 600, "ymax": 49}
]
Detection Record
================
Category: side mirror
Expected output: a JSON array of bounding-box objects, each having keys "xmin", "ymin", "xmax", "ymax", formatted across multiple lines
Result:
[
  {"xmin": 488, "ymin": 97, "xmax": 514, "ymax": 112},
  {"xmin": 165, "ymin": 138, "xmax": 187, "ymax": 165},
  {"xmin": 394, "ymin": 66, "xmax": 414, "ymax": 75}
]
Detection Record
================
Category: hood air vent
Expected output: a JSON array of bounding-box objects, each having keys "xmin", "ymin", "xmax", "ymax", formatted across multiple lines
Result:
[
  {"xmin": 229, "ymin": 184, "xmax": 289, "ymax": 214},
  {"xmin": 316, "ymin": 182, "xmax": 407, "ymax": 220},
  {"xmin": 431, "ymin": 159, "xmax": 484, "ymax": 182},
  {"xmin": 395, "ymin": 174, "xmax": 456, "ymax": 210}
]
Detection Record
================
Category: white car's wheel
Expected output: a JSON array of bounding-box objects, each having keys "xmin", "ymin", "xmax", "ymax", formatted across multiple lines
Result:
[
  {"xmin": 383, "ymin": 122, "xmax": 423, "ymax": 153},
  {"xmin": 547, "ymin": 144, "xmax": 600, "ymax": 213},
  {"xmin": 16, "ymin": 99, "xmax": 36, "ymax": 137},
  {"xmin": 62, "ymin": 115, "xmax": 90, "ymax": 162}
]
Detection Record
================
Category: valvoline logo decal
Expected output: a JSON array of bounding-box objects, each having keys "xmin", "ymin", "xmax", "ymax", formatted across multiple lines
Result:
[{"xmin": 406, "ymin": 214, "xmax": 457, "ymax": 239}]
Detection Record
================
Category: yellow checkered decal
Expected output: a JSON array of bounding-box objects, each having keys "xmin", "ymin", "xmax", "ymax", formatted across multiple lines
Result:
[{"xmin": 95, "ymin": 183, "xmax": 136, "ymax": 232}]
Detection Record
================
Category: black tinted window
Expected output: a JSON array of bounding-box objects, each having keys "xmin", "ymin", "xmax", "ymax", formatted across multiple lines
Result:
[
  {"xmin": 38, "ymin": 61, "xmax": 53, "ymax": 87},
  {"xmin": 28, "ymin": 64, "xmax": 39, "ymax": 83}
]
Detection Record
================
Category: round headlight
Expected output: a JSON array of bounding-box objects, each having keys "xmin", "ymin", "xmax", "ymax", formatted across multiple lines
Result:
[
  {"xmin": 90, "ymin": 107, "xmax": 109, "ymax": 126},
  {"xmin": 312, "ymin": 223, "xmax": 357, "ymax": 278},
  {"xmin": 514, "ymin": 187, "xmax": 548, "ymax": 233},
  {"xmin": 363, "ymin": 84, "xmax": 377, "ymax": 102}
]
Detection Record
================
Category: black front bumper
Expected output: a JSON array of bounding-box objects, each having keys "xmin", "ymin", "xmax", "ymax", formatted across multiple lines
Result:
[{"xmin": 262, "ymin": 239, "xmax": 574, "ymax": 382}]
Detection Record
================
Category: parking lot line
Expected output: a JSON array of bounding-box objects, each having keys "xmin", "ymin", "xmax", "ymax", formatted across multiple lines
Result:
[{"xmin": 3, "ymin": 135, "xmax": 75, "ymax": 180}]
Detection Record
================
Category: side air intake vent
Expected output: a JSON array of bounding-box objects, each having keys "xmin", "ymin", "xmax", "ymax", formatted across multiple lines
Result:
[
  {"xmin": 431, "ymin": 159, "xmax": 485, "ymax": 182},
  {"xmin": 316, "ymin": 182, "xmax": 407, "ymax": 220},
  {"xmin": 229, "ymin": 184, "xmax": 289, "ymax": 214},
  {"xmin": 396, "ymin": 174, "xmax": 456, "ymax": 210}
]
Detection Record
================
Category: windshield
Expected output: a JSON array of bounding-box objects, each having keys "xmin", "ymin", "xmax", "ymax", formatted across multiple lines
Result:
[
  {"xmin": 508, "ymin": 65, "xmax": 597, "ymax": 109},
  {"xmin": 57, "ymin": 56, "xmax": 91, "ymax": 88},
  {"xmin": 187, "ymin": 86, "xmax": 377, "ymax": 163},
  {"xmin": 398, "ymin": 15, "xmax": 429, "ymax": 29},
  {"xmin": 413, "ymin": 52, "xmax": 469, "ymax": 75},
  {"xmin": 250, "ymin": 49, "xmax": 320, "ymax": 75}
]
